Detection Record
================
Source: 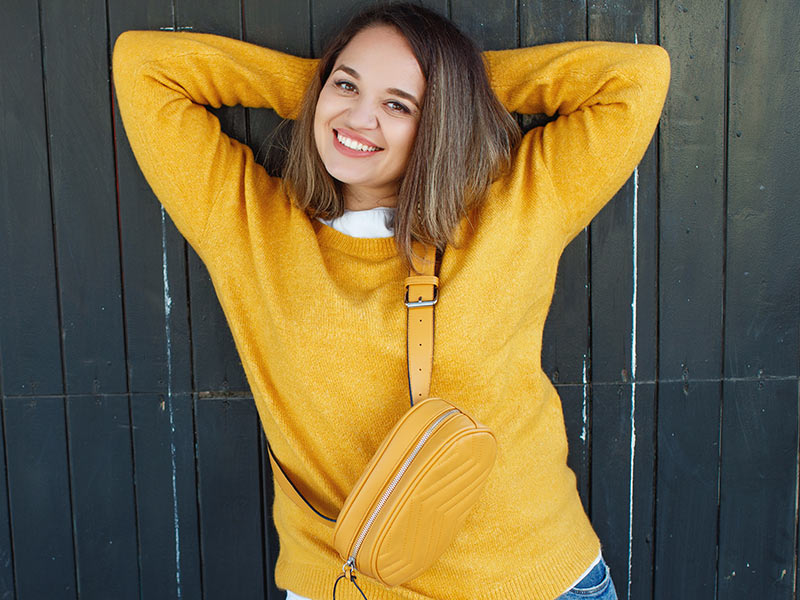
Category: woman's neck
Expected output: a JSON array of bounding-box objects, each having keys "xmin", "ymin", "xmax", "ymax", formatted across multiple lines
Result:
[{"xmin": 343, "ymin": 184, "xmax": 398, "ymax": 211}]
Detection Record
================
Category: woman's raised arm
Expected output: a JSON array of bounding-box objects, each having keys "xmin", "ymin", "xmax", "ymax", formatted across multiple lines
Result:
[
  {"xmin": 483, "ymin": 41, "xmax": 671, "ymax": 244},
  {"xmin": 112, "ymin": 30, "xmax": 317, "ymax": 253}
]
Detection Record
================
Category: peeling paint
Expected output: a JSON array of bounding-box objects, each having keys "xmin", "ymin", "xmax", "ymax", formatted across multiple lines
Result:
[
  {"xmin": 161, "ymin": 206, "xmax": 183, "ymax": 599},
  {"xmin": 627, "ymin": 167, "xmax": 639, "ymax": 600}
]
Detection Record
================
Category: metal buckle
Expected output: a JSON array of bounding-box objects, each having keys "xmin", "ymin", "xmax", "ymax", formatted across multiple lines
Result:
[{"xmin": 404, "ymin": 284, "xmax": 438, "ymax": 308}]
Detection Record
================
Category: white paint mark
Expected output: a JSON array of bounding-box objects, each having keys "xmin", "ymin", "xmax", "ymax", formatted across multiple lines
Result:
[
  {"xmin": 581, "ymin": 355, "xmax": 588, "ymax": 442},
  {"xmin": 627, "ymin": 167, "xmax": 639, "ymax": 600},
  {"xmin": 161, "ymin": 206, "xmax": 183, "ymax": 599}
]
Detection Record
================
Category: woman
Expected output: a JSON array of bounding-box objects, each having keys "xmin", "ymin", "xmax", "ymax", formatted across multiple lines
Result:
[{"xmin": 112, "ymin": 3, "xmax": 670, "ymax": 599}]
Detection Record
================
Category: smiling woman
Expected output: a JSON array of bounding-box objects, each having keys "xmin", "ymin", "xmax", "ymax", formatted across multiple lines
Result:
[{"xmin": 111, "ymin": 1, "xmax": 670, "ymax": 598}]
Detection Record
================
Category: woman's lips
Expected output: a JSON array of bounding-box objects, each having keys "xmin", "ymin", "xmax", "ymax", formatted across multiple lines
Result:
[{"xmin": 332, "ymin": 129, "xmax": 383, "ymax": 157}]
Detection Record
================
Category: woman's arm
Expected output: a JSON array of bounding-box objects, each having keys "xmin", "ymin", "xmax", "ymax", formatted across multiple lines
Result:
[
  {"xmin": 112, "ymin": 30, "xmax": 317, "ymax": 253},
  {"xmin": 483, "ymin": 41, "xmax": 671, "ymax": 243}
]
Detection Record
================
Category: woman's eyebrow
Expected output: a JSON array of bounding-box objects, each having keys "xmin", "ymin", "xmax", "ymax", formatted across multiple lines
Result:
[{"xmin": 333, "ymin": 64, "xmax": 420, "ymax": 109}]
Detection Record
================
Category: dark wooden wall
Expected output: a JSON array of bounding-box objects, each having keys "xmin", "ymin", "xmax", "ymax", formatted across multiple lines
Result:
[{"xmin": 1, "ymin": 0, "xmax": 798, "ymax": 598}]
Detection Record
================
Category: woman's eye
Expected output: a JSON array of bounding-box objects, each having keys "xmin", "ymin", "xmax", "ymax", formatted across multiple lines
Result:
[
  {"xmin": 334, "ymin": 80, "xmax": 356, "ymax": 92},
  {"xmin": 386, "ymin": 101, "xmax": 410, "ymax": 114}
]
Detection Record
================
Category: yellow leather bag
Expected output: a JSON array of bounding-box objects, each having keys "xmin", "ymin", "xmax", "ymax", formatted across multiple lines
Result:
[{"xmin": 268, "ymin": 243, "xmax": 497, "ymax": 596}]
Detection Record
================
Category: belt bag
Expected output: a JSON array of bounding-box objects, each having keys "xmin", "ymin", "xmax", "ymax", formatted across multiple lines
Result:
[{"xmin": 267, "ymin": 243, "xmax": 497, "ymax": 595}]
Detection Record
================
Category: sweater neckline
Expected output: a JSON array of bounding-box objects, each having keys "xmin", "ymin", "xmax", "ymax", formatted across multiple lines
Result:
[{"xmin": 313, "ymin": 219, "xmax": 399, "ymax": 259}]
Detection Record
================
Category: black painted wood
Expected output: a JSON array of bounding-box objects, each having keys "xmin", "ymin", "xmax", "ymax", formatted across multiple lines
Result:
[
  {"xmin": 658, "ymin": 0, "xmax": 725, "ymax": 382},
  {"xmin": 654, "ymin": 381, "xmax": 720, "ymax": 599},
  {"xmin": 0, "ymin": 399, "xmax": 13, "ymax": 600},
  {"xmin": 3, "ymin": 397, "xmax": 76, "ymax": 598},
  {"xmin": 450, "ymin": 0, "xmax": 517, "ymax": 51},
  {"xmin": 557, "ymin": 384, "xmax": 591, "ymax": 510},
  {"xmin": 717, "ymin": 380, "xmax": 798, "ymax": 599},
  {"xmin": 67, "ymin": 395, "xmax": 139, "ymax": 599},
  {"xmin": 0, "ymin": 0, "xmax": 63, "ymax": 396},
  {"xmin": 195, "ymin": 396, "xmax": 264, "ymax": 600},
  {"xmin": 591, "ymin": 383, "xmax": 656, "ymax": 600},
  {"xmin": 131, "ymin": 392, "xmax": 203, "ymax": 600},
  {"xmin": 724, "ymin": 0, "xmax": 800, "ymax": 379},
  {"xmin": 40, "ymin": 0, "xmax": 128, "ymax": 396}
]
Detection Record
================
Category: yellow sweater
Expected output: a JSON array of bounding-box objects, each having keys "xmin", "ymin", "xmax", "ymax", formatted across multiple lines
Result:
[{"xmin": 112, "ymin": 30, "xmax": 670, "ymax": 600}]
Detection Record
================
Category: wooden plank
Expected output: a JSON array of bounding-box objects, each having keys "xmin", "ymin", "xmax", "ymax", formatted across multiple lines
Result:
[
  {"xmin": 66, "ymin": 395, "xmax": 139, "ymax": 599},
  {"xmin": 657, "ymin": 0, "xmax": 725, "ymax": 382},
  {"xmin": 588, "ymin": 0, "xmax": 659, "ymax": 386},
  {"xmin": 450, "ymin": 0, "xmax": 517, "ymax": 51},
  {"xmin": 131, "ymin": 393, "xmax": 202, "ymax": 600},
  {"xmin": 4, "ymin": 397, "xmax": 76, "ymax": 598},
  {"xmin": 654, "ymin": 381, "xmax": 720, "ymax": 600},
  {"xmin": 591, "ymin": 382, "xmax": 655, "ymax": 600},
  {"xmin": 0, "ymin": 0, "xmax": 63, "ymax": 396},
  {"xmin": 195, "ymin": 396, "xmax": 264, "ymax": 599},
  {"xmin": 520, "ymin": 0, "xmax": 587, "ymax": 44},
  {"xmin": 717, "ymin": 380, "xmax": 797, "ymax": 599},
  {"xmin": 39, "ymin": 0, "xmax": 127, "ymax": 395},
  {"xmin": 109, "ymin": 0, "xmax": 195, "ymax": 395},
  {"xmin": 724, "ymin": 0, "xmax": 800, "ymax": 379},
  {"xmin": 0, "ymin": 398, "xmax": 14, "ymax": 599}
]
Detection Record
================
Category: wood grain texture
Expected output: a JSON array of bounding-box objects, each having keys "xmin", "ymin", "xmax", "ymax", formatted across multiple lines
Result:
[
  {"xmin": 40, "ymin": 0, "xmax": 127, "ymax": 396},
  {"xmin": 724, "ymin": 0, "xmax": 800, "ymax": 379},
  {"xmin": 67, "ymin": 395, "xmax": 139, "ymax": 599},
  {"xmin": 0, "ymin": 0, "xmax": 63, "ymax": 396},
  {"xmin": 195, "ymin": 396, "xmax": 265, "ymax": 600},
  {"xmin": 131, "ymin": 393, "xmax": 202, "ymax": 600},
  {"xmin": 3, "ymin": 398, "xmax": 76, "ymax": 598}
]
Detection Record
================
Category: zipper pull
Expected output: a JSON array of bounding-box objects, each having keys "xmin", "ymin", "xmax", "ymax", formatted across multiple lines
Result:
[{"xmin": 333, "ymin": 557, "xmax": 369, "ymax": 600}]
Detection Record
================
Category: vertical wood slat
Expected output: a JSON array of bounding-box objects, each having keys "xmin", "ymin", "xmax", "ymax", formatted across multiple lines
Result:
[
  {"xmin": 66, "ymin": 395, "xmax": 139, "ymax": 599},
  {"xmin": 0, "ymin": 399, "xmax": 13, "ymax": 599},
  {"xmin": 587, "ymin": 2, "xmax": 659, "ymax": 599},
  {"xmin": 195, "ymin": 396, "xmax": 264, "ymax": 600},
  {"xmin": 40, "ymin": 0, "xmax": 127, "ymax": 396},
  {"xmin": 718, "ymin": 381, "xmax": 798, "ymax": 599},
  {"xmin": 0, "ymin": 0, "xmax": 63, "ymax": 397},
  {"xmin": 131, "ymin": 393, "xmax": 202, "ymax": 600},
  {"xmin": 724, "ymin": 1, "xmax": 800, "ymax": 380},
  {"xmin": 656, "ymin": 1, "xmax": 727, "ymax": 598},
  {"xmin": 720, "ymin": 1, "xmax": 800, "ymax": 598},
  {"xmin": 3, "ymin": 398, "xmax": 77, "ymax": 598}
]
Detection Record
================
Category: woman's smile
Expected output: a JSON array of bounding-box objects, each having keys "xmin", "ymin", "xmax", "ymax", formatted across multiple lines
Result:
[{"xmin": 332, "ymin": 128, "xmax": 384, "ymax": 155}]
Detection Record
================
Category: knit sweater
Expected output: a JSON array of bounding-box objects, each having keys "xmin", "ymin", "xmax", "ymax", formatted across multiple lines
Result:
[{"xmin": 111, "ymin": 30, "xmax": 670, "ymax": 600}]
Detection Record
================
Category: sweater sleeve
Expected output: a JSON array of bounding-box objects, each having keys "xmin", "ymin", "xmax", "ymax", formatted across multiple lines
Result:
[
  {"xmin": 483, "ymin": 41, "xmax": 671, "ymax": 244},
  {"xmin": 111, "ymin": 30, "xmax": 317, "ymax": 252}
]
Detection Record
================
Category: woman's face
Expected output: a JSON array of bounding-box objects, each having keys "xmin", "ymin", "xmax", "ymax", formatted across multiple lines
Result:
[{"xmin": 313, "ymin": 25, "xmax": 425, "ymax": 206}]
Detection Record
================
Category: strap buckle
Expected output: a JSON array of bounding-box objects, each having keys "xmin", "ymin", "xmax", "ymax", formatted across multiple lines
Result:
[{"xmin": 404, "ymin": 284, "xmax": 438, "ymax": 307}]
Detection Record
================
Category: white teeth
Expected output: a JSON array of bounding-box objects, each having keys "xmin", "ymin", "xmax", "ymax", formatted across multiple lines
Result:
[{"xmin": 336, "ymin": 132, "xmax": 379, "ymax": 152}]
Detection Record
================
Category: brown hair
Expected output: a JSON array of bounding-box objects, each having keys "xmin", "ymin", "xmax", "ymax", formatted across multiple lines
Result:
[{"xmin": 282, "ymin": 2, "xmax": 521, "ymax": 270}]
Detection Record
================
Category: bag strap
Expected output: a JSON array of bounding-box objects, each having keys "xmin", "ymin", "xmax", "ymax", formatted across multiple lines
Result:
[{"xmin": 267, "ymin": 242, "xmax": 440, "ymax": 526}]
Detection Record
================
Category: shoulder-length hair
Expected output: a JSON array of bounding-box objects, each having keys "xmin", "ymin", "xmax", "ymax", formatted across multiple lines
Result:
[{"xmin": 283, "ymin": 2, "xmax": 521, "ymax": 271}]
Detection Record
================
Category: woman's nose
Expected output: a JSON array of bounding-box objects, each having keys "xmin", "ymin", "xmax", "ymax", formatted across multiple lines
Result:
[{"xmin": 346, "ymin": 97, "xmax": 378, "ymax": 129}]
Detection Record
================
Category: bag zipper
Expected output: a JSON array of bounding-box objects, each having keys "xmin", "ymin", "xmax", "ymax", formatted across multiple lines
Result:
[{"xmin": 343, "ymin": 407, "xmax": 461, "ymax": 574}]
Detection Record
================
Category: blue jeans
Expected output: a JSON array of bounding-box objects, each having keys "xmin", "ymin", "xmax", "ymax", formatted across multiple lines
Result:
[{"xmin": 556, "ymin": 555, "xmax": 618, "ymax": 600}]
